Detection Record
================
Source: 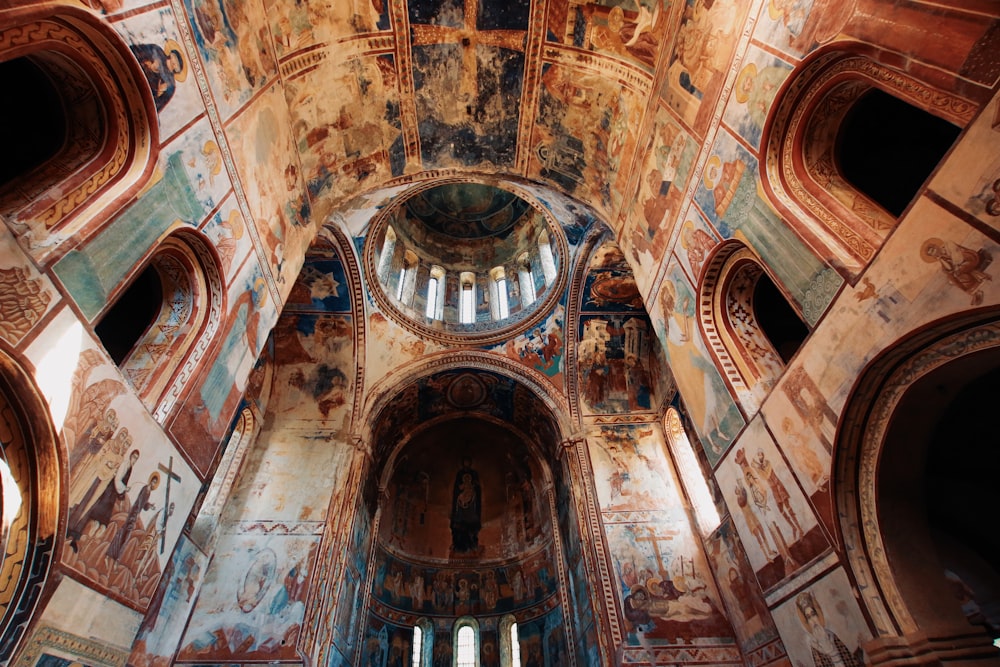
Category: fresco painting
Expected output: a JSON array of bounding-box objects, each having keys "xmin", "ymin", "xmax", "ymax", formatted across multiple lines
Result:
[
  {"xmin": 623, "ymin": 105, "xmax": 698, "ymax": 279},
  {"xmin": 588, "ymin": 424, "xmax": 676, "ymax": 513},
  {"xmin": 752, "ymin": 0, "xmax": 855, "ymax": 57},
  {"xmin": 653, "ymin": 261, "xmax": 744, "ymax": 463},
  {"xmin": 53, "ymin": 118, "xmax": 228, "ymax": 320},
  {"xmin": 117, "ymin": 7, "xmax": 202, "ymax": 140},
  {"xmin": 225, "ymin": 86, "xmax": 314, "ymax": 298},
  {"xmin": 705, "ymin": 519, "xmax": 783, "ymax": 656},
  {"xmin": 496, "ymin": 304, "xmax": 565, "ymax": 382},
  {"xmin": 771, "ymin": 568, "xmax": 871, "ymax": 667},
  {"xmin": 183, "ymin": 0, "xmax": 277, "ymax": 118},
  {"xmin": 59, "ymin": 346, "xmax": 197, "ymax": 610},
  {"xmin": 722, "ymin": 46, "xmax": 793, "ymax": 149},
  {"xmin": 662, "ymin": 0, "xmax": 750, "ymax": 136},
  {"xmin": 0, "ymin": 227, "xmax": 56, "ymax": 347},
  {"xmin": 578, "ymin": 242, "xmax": 660, "ymax": 414},
  {"xmin": 129, "ymin": 536, "xmax": 209, "ymax": 667},
  {"xmin": 177, "ymin": 534, "xmax": 320, "ymax": 661},
  {"xmin": 717, "ymin": 417, "xmax": 829, "ymax": 592},
  {"xmin": 286, "ymin": 55, "xmax": 403, "ymax": 215},
  {"xmin": 692, "ymin": 129, "xmax": 842, "ymax": 325},
  {"xmin": 546, "ymin": 0, "xmax": 670, "ymax": 73},
  {"xmin": 200, "ymin": 196, "xmax": 253, "ymax": 283},
  {"xmin": 674, "ymin": 207, "xmax": 720, "ymax": 284}
]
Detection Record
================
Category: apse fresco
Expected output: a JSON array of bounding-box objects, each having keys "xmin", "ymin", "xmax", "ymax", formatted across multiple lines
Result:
[
  {"xmin": 578, "ymin": 243, "xmax": 661, "ymax": 415},
  {"xmin": 58, "ymin": 344, "xmax": 199, "ymax": 611},
  {"xmin": 177, "ymin": 534, "xmax": 320, "ymax": 661},
  {"xmin": 717, "ymin": 417, "xmax": 830, "ymax": 593},
  {"xmin": 380, "ymin": 419, "xmax": 547, "ymax": 562}
]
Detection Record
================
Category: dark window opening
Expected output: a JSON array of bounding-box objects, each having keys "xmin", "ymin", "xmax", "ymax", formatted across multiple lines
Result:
[
  {"xmin": 0, "ymin": 57, "xmax": 66, "ymax": 188},
  {"xmin": 96, "ymin": 265, "xmax": 162, "ymax": 365},
  {"xmin": 838, "ymin": 89, "xmax": 960, "ymax": 217},
  {"xmin": 753, "ymin": 275, "xmax": 808, "ymax": 364}
]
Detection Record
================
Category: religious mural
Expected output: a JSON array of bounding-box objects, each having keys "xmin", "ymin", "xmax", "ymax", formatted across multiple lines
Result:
[
  {"xmin": 722, "ymin": 45, "xmax": 793, "ymax": 150},
  {"xmin": 717, "ymin": 417, "xmax": 829, "ymax": 593}
]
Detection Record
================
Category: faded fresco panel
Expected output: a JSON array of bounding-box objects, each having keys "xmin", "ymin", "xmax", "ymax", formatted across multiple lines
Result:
[
  {"xmin": 129, "ymin": 536, "xmax": 209, "ymax": 667},
  {"xmin": 623, "ymin": 104, "xmax": 698, "ymax": 284},
  {"xmin": 672, "ymin": 205, "xmax": 721, "ymax": 285},
  {"xmin": 200, "ymin": 195, "xmax": 253, "ymax": 284},
  {"xmin": 182, "ymin": 0, "xmax": 278, "ymax": 119},
  {"xmin": 661, "ymin": 0, "xmax": 750, "ymax": 137},
  {"xmin": 116, "ymin": 7, "xmax": 202, "ymax": 141},
  {"xmin": 546, "ymin": 0, "xmax": 670, "ymax": 73},
  {"xmin": 929, "ymin": 93, "xmax": 1000, "ymax": 233},
  {"xmin": 706, "ymin": 518, "xmax": 784, "ymax": 657},
  {"xmin": 177, "ymin": 533, "xmax": 319, "ymax": 662},
  {"xmin": 588, "ymin": 424, "xmax": 677, "ymax": 513},
  {"xmin": 717, "ymin": 417, "xmax": 829, "ymax": 593},
  {"xmin": 0, "ymin": 225, "xmax": 57, "ymax": 348},
  {"xmin": 226, "ymin": 85, "xmax": 314, "ymax": 299},
  {"xmin": 771, "ymin": 568, "xmax": 871, "ymax": 667},
  {"xmin": 752, "ymin": 0, "xmax": 855, "ymax": 59},
  {"xmin": 693, "ymin": 129, "xmax": 842, "ymax": 325},
  {"xmin": 286, "ymin": 54, "xmax": 402, "ymax": 216},
  {"xmin": 493, "ymin": 304, "xmax": 566, "ymax": 384},
  {"xmin": 651, "ymin": 261, "xmax": 744, "ymax": 463},
  {"xmin": 50, "ymin": 341, "xmax": 198, "ymax": 610},
  {"xmin": 722, "ymin": 46, "xmax": 793, "ymax": 150}
]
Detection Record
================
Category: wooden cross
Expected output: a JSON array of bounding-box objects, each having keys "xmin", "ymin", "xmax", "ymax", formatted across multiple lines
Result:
[
  {"xmin": 410, "ymin": 0, "xmax": 525, "ymax": 103},
  {"xmin": 634, "ymin": 525, "xmax": 679, "ymax": 578},
  {"xmin": 158, "ymin": 456, "xmax": 182, "ymax": 553}
]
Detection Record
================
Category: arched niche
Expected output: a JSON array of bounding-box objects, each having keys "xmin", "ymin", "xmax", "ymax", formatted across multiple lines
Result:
[
  {"xmin": 0, "ymin": 5, "xmax": 157, "ymax": 263},
  {"xmin": 699, "ymin": 242, "xmax": 808, "ymax": 414},
  {"xmin": 837, "ymin": 315, "xmax": 1000, "ymax": 664},
  {"xmin": 761, "ymin": 50, "xmax": 974, "ymax": 276},
  {"xmin": 0, "ymin": 349, "xmax": 62, "ymax": 657}
]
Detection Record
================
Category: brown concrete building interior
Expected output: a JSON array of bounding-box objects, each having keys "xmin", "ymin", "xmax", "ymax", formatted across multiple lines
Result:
[{"xmin": 1, "ymin": 0, "xmax": 1000, "ymax": 665}]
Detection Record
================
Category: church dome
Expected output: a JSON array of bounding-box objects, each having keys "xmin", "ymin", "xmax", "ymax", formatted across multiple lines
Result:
[{"xmin": 365, "ymin": 179, "xmax": 567, "ymax": 345}]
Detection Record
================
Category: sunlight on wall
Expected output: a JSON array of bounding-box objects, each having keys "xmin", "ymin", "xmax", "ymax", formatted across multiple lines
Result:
[
  {"xmin": 34, "ymin": 319, "xmax": 84, "ymax": 433},
  {"xmin": 665, "ymin": 409, "xmax": 721, "ymax": 535}
]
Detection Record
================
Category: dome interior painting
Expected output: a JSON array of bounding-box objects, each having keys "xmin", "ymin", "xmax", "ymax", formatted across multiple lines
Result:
[{"xmin": 0, "ymin": 0, "xmax": 999, "ymax": 666}]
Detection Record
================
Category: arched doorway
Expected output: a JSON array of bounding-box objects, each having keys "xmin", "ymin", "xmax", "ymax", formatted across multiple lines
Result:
[{"xmin": 838, "ymin": 318, "xmax": 1000, "ymax": 664}]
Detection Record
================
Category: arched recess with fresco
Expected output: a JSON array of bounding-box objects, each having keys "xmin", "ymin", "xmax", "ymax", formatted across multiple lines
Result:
[
  {"xmin": 761, "ymin": 50, "xmax": 973, "ymax": 276},
  {"xmin": 0, "ymin": 349, "xmax": 63, "ymax": 657},
  {"xmin": 836, "ymin": 314, "xmax": 1000, "ymax": 664}
]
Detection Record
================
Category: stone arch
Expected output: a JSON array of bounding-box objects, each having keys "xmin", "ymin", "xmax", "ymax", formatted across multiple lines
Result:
[
  {"xmin": 761, "ymin": 49, "xmax": 976, "ymax": 275},
  {"xmin": 0, "ymin": 5, "xmax": 157, "ymax": 262},
  {"xmin": 699, "ymin": 241, "xmax": 804, "ymax": 414},
  {"xmin": 95, "ymin": 229, "xmax": 224, "ymax": 422},
  {"xmin": 0, "ymin": 348, "xmax": 62, "ymax": 657},
  {"xmin": 836, "ymin": 313, "xmax": 1000, "ymax": 663}
]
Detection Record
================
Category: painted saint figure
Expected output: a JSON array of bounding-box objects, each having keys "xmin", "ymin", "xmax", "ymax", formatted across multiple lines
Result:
[
  {"xmin": 920, "ymin": 237, "xmax": 993, "ymax": 305},
  {"xmin": 450, "ymin": 458, "xmax": 481, "ymax": 553},
  {"xmin": 130, "ymin": 41, "xmax": 187, "ymax": 111},
  {"xmin": 796, "ymin": 591, "xmax": 865, "ymax": 667},
  {"xmin": 68, "ymin": 448, "xmax": 140, "ymax": 551}
]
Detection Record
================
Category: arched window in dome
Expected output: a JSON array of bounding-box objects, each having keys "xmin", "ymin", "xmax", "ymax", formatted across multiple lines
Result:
[
  {"xmin": 517, "ymin": 252, "xmax": 536, "ymax": 306},
  {"xmin": 426, "ymin": 265, "xmax": 446, "ymax": 320},
  {"xmin": 412, "ymin": 618, "xmax": 434, "ymax": 667},
  {"xmin": 397, "ymin": 250, "xmax": 418, "ymax": 305},
  {"xmin": 490, "ymin": 266, "xmax": 509, "ymax": 320},
  {"xmin": 460, "ymin": 272, "xmax": 476, "ymax": 325},
  {"xmin": 538, "ymin": 230, "xmax": 556, "ymax": 287},
  {"xmin": 377, "ymin": 225, "xmax": 398, "ymax": 284},
  {"xmin": 454, "ymin": 617, "xmax": 480, "ymax": 667},
  {"xmin": 499, "ymin": 615, "xmax": 521, "ymax": 667}
]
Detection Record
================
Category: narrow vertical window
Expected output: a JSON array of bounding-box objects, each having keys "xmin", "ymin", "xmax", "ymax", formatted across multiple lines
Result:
[
  {"xmin": 456, "ymin": 625, "xmax": 475, "ymax": 667},
  {"xmin": 426, "ymin": 276, "xmax": 438, "ymax": 318},
  {"xmin": 396, "ymin": 250, "xmax": 419, "ymax": 305},
  {"xmin": 377, "ymin": 225, "xmax": 397, "ymax": 284},
  {"xmin": 538, "ymin": 230, "xmax": 556, "ymax": 286},
  {"xmin": 489, "ymin": 266, "xmax": 509, "ymax": 320},
  {"xmin": 396, "ymin": 265, "xmax": 407, "ymax": 301},
  {"xmin": 460, "ymin": 272, "xmax": 476, "ymax": 324},
  {"xmin": 517, "ymin": 252, "xmax": 536, "ymax": 306},
  {"xmin": 413, "ymin": 625, "xmax": 423, "ymax": 667},
  {"xmin": 510, "ymin": 623, "xmax": 521, "ymax": 667}
]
